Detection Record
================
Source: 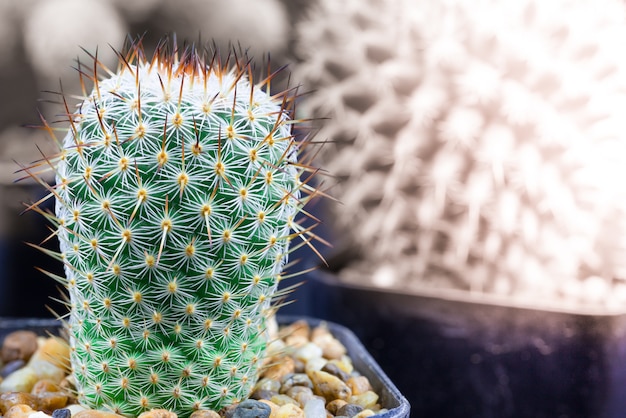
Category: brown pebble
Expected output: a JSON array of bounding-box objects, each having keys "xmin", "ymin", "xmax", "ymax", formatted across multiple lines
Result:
[
  {"xmin": 347, "ymin": 376, "xmax": 373, "ymax": 396},
  {"xmin": 36, "ymin": 391, "xmax": 69, "ymax": 413},
  {"xmin": 311, "ymin": 326, "xmax": 346, "ymax": 360},
  {"xmin": 250, "ymin": 388, "xmax": 277, "ymax": 400},
  {"xmin": 137, "ymin": 409, "xmax": 178, "ymax": 418},
  {"xmin": 1, "ymin": 331, "xmax": 38, "ymax": 363},
  {"xmin": 4, "ymin": 404, "xmax": 36, "ymax": 418},
  {"xmin": 74, "ymin": 410, "xmax": 127, "ymax": 418},
  {"xmin": 281, "ymin": 320, "xmax": 310, "ymax": 341},
  {"xmin": 190, "ymin": 410, "xmax": 220, "ymax": 418},
  {"xmin": 0, "ymin": 392, "xmax": 38, "ymax": 414},
  {"xmin": 31, "ymin": 379, "xmax": 61, "ymax": 395},
  {"xmin": 261, "ymin": 356, "xmax": 295, "ymax": 381},
  {"xmin": 308, "ymin": 370, "xmax": 352, "ymax": 402},
  {"xmin": 326, "ymin": 399, "xmax": 348, "ymax": 415}
]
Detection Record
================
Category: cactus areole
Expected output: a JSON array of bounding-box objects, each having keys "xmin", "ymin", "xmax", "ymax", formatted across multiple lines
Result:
[{"xmin": 26, "ymin": 38, "xmax": 321, "ymax": 417}]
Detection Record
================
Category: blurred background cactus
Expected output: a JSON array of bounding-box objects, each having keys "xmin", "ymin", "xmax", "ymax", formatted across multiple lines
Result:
[
  {"xmin": 294, "ymin": 0, "xmax": 626, "ymax": 309},
  {"xmin": 0, "ymin": 0, "xmax": 310, "ymax": 317}
]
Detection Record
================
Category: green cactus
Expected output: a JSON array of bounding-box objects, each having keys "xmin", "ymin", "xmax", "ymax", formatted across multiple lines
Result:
[{"xmin": 24, "ymin": 37, "xmax": 322, "ymax": 417}]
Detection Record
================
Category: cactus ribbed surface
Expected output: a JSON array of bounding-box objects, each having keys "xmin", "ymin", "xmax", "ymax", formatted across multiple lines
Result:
[
  {"xmin": 26, "ymin": 38, "xmax": 320, "ymax": 416},
  {"xmin": 296, "ymin": 0, "xmax": 626, "ymax": 307}
]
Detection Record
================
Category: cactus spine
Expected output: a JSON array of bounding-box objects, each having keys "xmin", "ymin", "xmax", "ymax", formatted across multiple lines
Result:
[{"xmin": 24, "ymin": 38, "xmax": 321, "ymax": 416}]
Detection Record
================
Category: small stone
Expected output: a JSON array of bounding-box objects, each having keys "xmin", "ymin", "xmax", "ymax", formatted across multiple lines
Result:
[
  {"xmin": 250, "ymin": 389, "xmax": 277, "ymax": 401},
  {"xmin": 1, "ymin": 331, "xmax": 38, "ymax": 363},
  {"xmin": 254, "ymin": 377, "xmax": 281, "ymax": 393},
  {"xmin": 1, "ymin": 360, "xmax": 26, "ymax": 378},
  {"xmin": 308, "ymin": 370, "xmax": 352, "ymax": 402},
  {"xmin": 348, "ymin": 391, "xmax": 379, "ymax": 410},
  {"xmin": 311, "ymin": 327, "xmax": 346, "ymax": 360},
  {"xmin": 257, "ymin": 400, "xmax": 279, "ymax": 417},
  {"xmin": 326, "ymin": 399, "xmax": 348, "ymax": 415},
  {"xmin": 29, "ymin": 412, "xmax": 53, "ymax": 418},
  {"xmin": 261, "ymin": 356, "xmax": 295, "ymax": 381},
  {"xmin": 36, "ymin": 391, "xmax": 69, "ymax": 413},
  {"xmin": 285, "ymin": 387, "xmax": 315, "ymax": 407},
  {"xmin": 327, "ymin": 358, "xmax": 353, "ymax": 374},
  {"xmin": 346, "ymin": 376, "xmax": 372, "ymax": 396},
  {"xmin": 0, "ymin": 366, "xmax": 39, "ymax": 393},
  {"xmin": 64, "ymin": 404, "xmax": 87, "ymax": 416},
  {"xmin": 219, "ymin": 403, "xmax": 238, "ymax": 418},
  {"xmin": 354, "ymin": 410, "xmax": 376, "ymax": 418},
  {"xmin": 321, "ymin": 363, "xmax": 350, "ymax": 382},
  {"xmin": 232, "ymin": 399, "xmax": 271, "ymax": 418},
  {"xmin": 337, "ymin": 404, "xmax": 363, "ymax": 417},
  {"xmin": 0, "ymin": 392, "xmax": 38, "ymax": 413},
  {"xmin": 302, "ymin": 398, "xmax": 326, "ymax": 418},
  {"xmin": 304, "ymin": 357, "xmax": 327, "ymax": 374},
  {"xmin": 28, "ymin": 339, "xmax": 69, "ymax": 384},
  {"xmin": 52, "ymin": 409, "xmax": 71, "ymax": 418},
  {"xmin": 269, "ymin": 394, "xmax": 298, "ymax": 407},
  {"xmin": 292, "ymin": 358, "xmax": 305, "ymax": 374},
  {"xmin": 189, "ymin": 410, "xmax": 220, "ymax": 418},
  {"xmin": 31, "ymin": 380, "xmax": 61, "ymax": 395},
  {"xmin": 274, "ymin": 403, "xmax": 305, "ymax": 418},
  {"xmin": 74, "ymin": 410, "xmax": 126, "ymax": 418},
  {"xmin": 280, "ymin": 373, "xmax": 313, "ymax": 394},
  {"xmin": 137, "ymin": 409, "xmax": 177, "ymax": 418},
  {"xmin": 282, "ymin": 321, "xmax": 310, "ymax": 344},
  {"xmin": 4, "ymin": 404, "xmax": 36, "ymax": 418},
  {"xmin": 294, "ymin": 343, "xmax": 323, "ymax": 363}
]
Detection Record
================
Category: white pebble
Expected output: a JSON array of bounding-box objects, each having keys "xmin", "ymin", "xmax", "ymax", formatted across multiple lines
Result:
[
  {"xmin": 65, "ymin": 404, "xmax": 87, "ymax": 416},
  {"xmin": 0, "ymin": 365, "xmax": 38, "ymax": 392},
  {"xmin": 303, "ymin": 397, "xmax": 326, "ymax": 418},
  {"xmin": 295, "ymin": 343, "xmax": 323, "ymax": 363},
  {"xmin": 28, "ymin": 412, "xmax": 52, "ymax": 418},
  {"xmin": 304, "ymin": 357, "xmax": 328, "ymax": 374}
]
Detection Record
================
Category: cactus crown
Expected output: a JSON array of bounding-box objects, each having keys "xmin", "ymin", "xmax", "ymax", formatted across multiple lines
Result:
[{"xmin": 22, "ymin": 36, "xmax": 324, "ymax": 417}]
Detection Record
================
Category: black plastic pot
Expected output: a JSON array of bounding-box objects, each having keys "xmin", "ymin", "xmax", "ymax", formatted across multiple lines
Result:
[
  {"xmin": 281, "ymin": 268, "xmax": 626, "ymax": 418},
  {"xmin": 0, "ymin": 315, "xmax": 410, "ymax": 418}
]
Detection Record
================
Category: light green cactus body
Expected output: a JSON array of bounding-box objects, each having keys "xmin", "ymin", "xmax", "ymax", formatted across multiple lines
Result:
[{"xmin": 34, "ymin": 40, "xmax": 314, "ymax": 416}]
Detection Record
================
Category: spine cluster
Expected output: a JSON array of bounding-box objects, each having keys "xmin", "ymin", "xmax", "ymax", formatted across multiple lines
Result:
[{"xmin": 24, "ymin": 38, "xmax": 322, "ymax": 417}]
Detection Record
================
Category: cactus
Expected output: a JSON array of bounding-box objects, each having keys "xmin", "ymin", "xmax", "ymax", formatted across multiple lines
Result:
[
  {"xmin": 23, "ymin": 37, "xmax": 322, "ymax": 416},
  {"xmin": 295, "ymin": 0, "xmax": 626, "ymax": 307}
]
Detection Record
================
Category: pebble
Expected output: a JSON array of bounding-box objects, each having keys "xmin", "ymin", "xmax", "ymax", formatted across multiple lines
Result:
[
  {"xmin": 280, "ymin": 373, "xmax": 313, "ymax": 394},
  {"xmin": 138, "ymin": 409, "xmax": 178, "ymax": 418},
  {"xmin": 269, "ymin": 394, "xmax": 298, "ymax": 407},
  {"xmin": 348, "ymin": 391, "xmax": 379, "ymax": 410},
  {"xmin": 52, "ymin": 409, "xmax": 71, "ymax": 418},
  {"xmin": 36, "ymin": 391, "xmax": 69, "ymax": 413},
  {"xmin": 346, "ymin": 376, "xmax": 372, "ymax": 396},
  {"xmin": 308, "ymin": 370, "xmax": 352, "ymax": 402},
  {"xmin": 302, "ymin": 398, "xmax": 326, "ymax": 418},
  {"xmin": 294, "ymin": 343, "xmax": 323, "ymax": 363},
  {"xmin": 304, "ymin": 357, "xmax": 327, "ymax": 374},
  {"xmin": 0, "ymin": 392, "xmax": 38, "ymax": 413},
  {"xmin": 256, "ymin": 400, "xmax": 279, "ymax": 417},
  {"xmin": 4, "ymin": 404, "xmax": 36, "ymax": 418},
  {"xmin": 74, "ymin": 410, "xmax": 126, "ymax": 418},
  {"xmin": 322, "ymin": 363, "xmax": 351, "ymax": 382},
  {"xmin": 284, "ymin": 387, "xmax": 316, "ymax": 406},
  {"xmin": 326, "ymin": 399, "xmax": 348, "ymax": 415},
  {"xmin": 1, "ymin": 331, "xmax": 38, "ymax": 363},
  {"xmin": 0, "ymin": 366, "xmax": 39, "ymax": 393},
  {"xmin": 274, "ymin": 403, "xmax": 304, "ymax": 418},
  {"xmin": 337, "ymin": 403, "xmax": 363, "ymax": 417},
  {"xmin": 189, "ymin": 411, "xmax": 220, "ymax": 418},
  {"xmin": 255, "ymin": 377, "xmax": 281, "ymax": 393},
  {"xmin": 354, "ymin": 411, "xmax": 376, "ymax": 418},
  {"xmin": 249, "ymin": 389, "xmax": 277, "ymax": 401},
  {"xmin": 30, "ymin": 380, "xmax": 61, "ymax": 395},
  {"xmin": 1, "ymin": 360, "xmax": 26, "ymax": 378},
  {"xmin": 232, "ymin": 399, "xmax": 271, "ymax": 418},
  {"xmin": 261, "ymin": 357, "xmax": 295, "ymax": 381}
]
